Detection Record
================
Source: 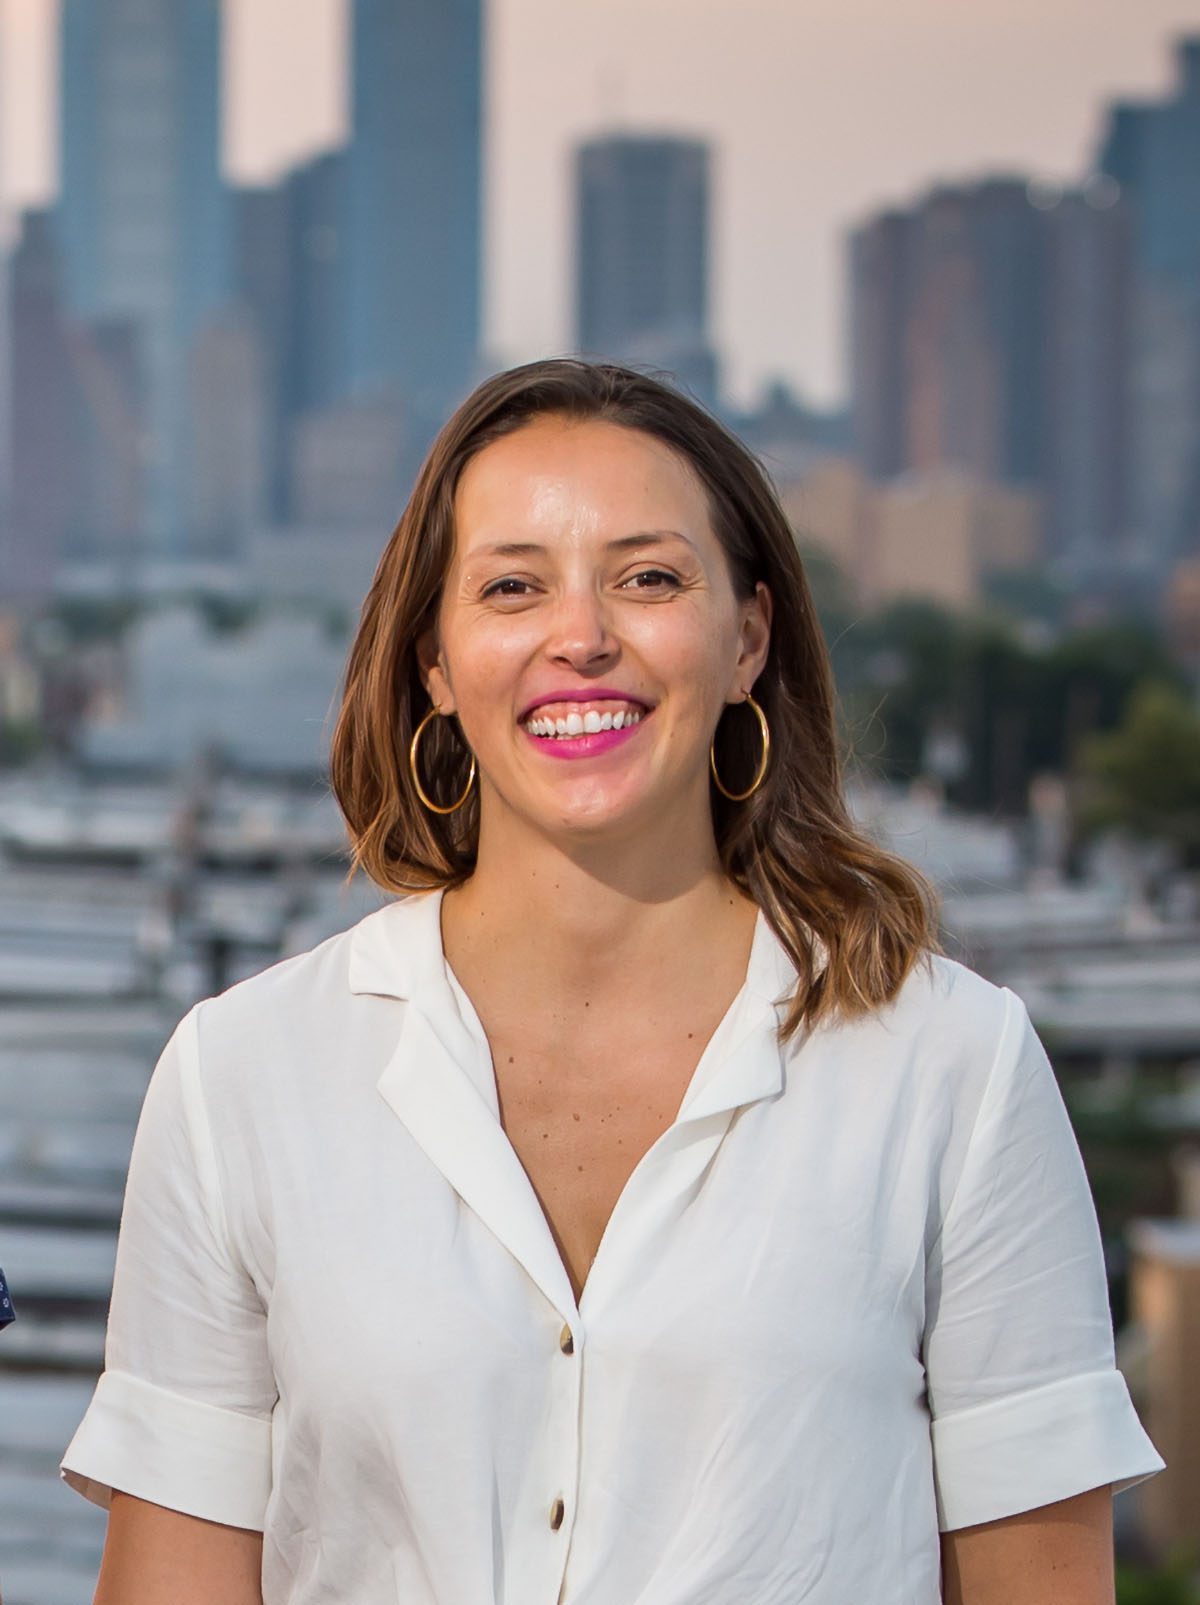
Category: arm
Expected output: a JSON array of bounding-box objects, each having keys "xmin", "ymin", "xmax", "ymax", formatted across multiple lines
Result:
[
  {"xmin": 61, "ymin": 1008, "xmax": 276, "ymax": 1554},
  {"xmin": 94, "ymin": 1492, "xmax": 264, "ymax": 1605},
  {"xmin": 940, "ymin": 1485, "xmax": 1114, "ymax": 1605},
  {"xmin": 924, "ymin": 991, "xmax": 1161, "ymax": 1540}
]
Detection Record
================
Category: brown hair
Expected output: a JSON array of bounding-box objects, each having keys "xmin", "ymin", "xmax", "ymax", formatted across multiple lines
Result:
[{"xmin": 329, "ymin": 358, "xmax": 941, "ymax": 1039}]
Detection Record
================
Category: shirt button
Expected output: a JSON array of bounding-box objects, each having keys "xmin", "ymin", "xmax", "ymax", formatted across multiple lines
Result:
[
  {"xmin": 559, "ymin": 1323, "xmax": 574, "ymax": 1355},
  {"xmin": 549, "ymin": 1496, "xmax": 565, "ymax": 1530}
]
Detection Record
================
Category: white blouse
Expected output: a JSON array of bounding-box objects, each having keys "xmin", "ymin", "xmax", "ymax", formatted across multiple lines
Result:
[{"xmin": 62, "ymin": 889, "xmax": 1163, "ymax": 1604}]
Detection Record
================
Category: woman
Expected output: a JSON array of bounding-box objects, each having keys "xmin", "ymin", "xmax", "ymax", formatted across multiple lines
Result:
[{"xmin": 63, "ymin": 359, "xmax": 1162, "ymax": 1603}]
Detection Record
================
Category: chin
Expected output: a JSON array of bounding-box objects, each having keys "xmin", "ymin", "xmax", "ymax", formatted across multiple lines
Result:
[{"xmin": 544, "ymin": 784, "xmax": 674, "ymax": 843}]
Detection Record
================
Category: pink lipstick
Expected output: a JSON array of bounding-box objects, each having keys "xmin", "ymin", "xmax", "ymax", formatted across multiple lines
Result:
[{"xmin": 522, "ymin": 715, "xmax": 649, "ymax": 761}]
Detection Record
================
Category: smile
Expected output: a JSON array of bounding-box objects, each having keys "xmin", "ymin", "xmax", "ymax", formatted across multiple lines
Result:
[
  {"xmin": 520, "ymin": 699, "xmax": 650, "ymax": 758},
  {"xmin": 524, "ymin": 707, "xmax": 643, "ymax": 738}
]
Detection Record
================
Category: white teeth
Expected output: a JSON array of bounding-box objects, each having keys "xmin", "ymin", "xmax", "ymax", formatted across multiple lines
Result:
[{"xmin": 523, "ymin": 705, "xmax": 645, "ymax": 737}]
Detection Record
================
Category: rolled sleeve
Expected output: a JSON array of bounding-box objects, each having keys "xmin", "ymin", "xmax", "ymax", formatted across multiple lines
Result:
[
  {"xmin": 931, "ymin": 1368, "xmax": 1158, "ymax": 1531},
  {"xmin": 924, "ymin": 990, "xmax": 1164, "ymax": 1531},
  {"xmin": 60, "ymin": 1003, "xmax": 276, "ymax": 1530},
  {"xmin": 62, "ymin": 1369, "xmax": 272, "ymax": 1528}
]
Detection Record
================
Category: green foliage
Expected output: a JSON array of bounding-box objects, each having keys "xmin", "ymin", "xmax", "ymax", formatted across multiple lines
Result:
[
  {"xmin": 1077, "ymin": 682, "xmax": 1200, "ymax": 864},
  {"xmin": 195, "ymin": 594, "xmax": 262, "ymax": 634},
  {"xmin": 981, "ymin": 564, "xmax": 1069, "ymax": 630},
  {"xmin": 1116, "ymin": 1550, "xmax": 1200, "ymax": 1604},
  {"xmin": 0, "ymin": 718, "xmax": 42, "ymax": 766},
  {"xmin": 827, "ymin": 599, "xmax": 1188, "ymax": 818},
  {"xmin": 321, "ymin": 601, "xmax": 353, "ymax": 641},
  {"xmin": 50, "ymin": 596, "xmax": 141, "ymax": 643},
  {"xmin": 834, "ymin": 600, "xmax": 966, "ymax": 780}
]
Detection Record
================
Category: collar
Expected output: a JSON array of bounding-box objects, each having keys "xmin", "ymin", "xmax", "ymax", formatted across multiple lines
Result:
[
  {"xmin": 347, "ymin": 885, "xmax": 808, "ymax": 1012},
  {"xmin": 354, "ymin": 888, "xmax": 808, "ymax": 1322}
]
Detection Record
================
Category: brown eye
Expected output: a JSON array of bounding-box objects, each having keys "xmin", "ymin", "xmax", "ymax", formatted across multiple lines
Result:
[
  {"xmin": 625, "ymin": 569, "xmax": 681, "ymax": 590},
  {"xmin": 482, "ymin": 578, "xmax": 532, "ymax": 598}
]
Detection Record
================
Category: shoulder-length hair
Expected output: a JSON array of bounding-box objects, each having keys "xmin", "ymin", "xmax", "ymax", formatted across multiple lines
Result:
[{"xmin": 329, "ymin": 357, "xmax": 940, "ymax": 1040}]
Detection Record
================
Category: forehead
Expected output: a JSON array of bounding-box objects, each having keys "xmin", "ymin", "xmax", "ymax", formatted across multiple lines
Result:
[{"xmin": 452, "ymin": 415, "xmax": 713, "ymax": 551}]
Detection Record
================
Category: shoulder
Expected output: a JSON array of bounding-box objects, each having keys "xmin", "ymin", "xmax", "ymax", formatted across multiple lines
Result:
[
  {"xmin": 188, "ymin": 895, "xmax": 435, "ymax": 1090},
  {"xmin": 892, "ymin": 949, "xmax": 1017, "ymax": 1045},
  {"xmin": 800, "ymin": 950, "xmax": 1033, "ymax": 1160},
  {"xmin": 817, "ymin": 948, "xmax": 1021, "ymax": 1074},
  {"xmin": 194, "ymin": 920, "xmax": 360, "ymax": 1046}
]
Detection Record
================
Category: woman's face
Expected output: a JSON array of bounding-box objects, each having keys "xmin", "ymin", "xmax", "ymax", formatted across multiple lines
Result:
[{"xmin": 420, "ymin": 414, "xmax": 771, "ymax": 851}]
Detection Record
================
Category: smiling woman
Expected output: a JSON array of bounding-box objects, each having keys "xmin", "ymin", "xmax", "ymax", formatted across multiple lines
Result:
[
  {"xmin": 331, "ymin": 360, "xmax": 936, "ymax": 1039},
  {"xmin": 61, "ymin": 359, "xmax": 1162, "ymax": 1605}
]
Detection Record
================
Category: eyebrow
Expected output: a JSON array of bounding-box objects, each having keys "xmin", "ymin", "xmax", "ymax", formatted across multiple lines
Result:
[{"xmin": 472, "ymin": 530, "xmax": 697, "ymax": 560}]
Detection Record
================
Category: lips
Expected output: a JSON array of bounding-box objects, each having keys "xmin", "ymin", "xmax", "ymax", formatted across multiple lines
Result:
[{"xmin": 517, "ymin": 689, "xmax": 651, "ymax": 722}]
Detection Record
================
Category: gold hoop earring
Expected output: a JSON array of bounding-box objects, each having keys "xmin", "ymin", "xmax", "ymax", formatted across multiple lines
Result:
[
  {"xmin": 409, "ymin": 705, "xmax": 477, "ymax": 814},
  {"xmin": 710, "ymin": 692, "xmax": 770, "ymax": 801}
]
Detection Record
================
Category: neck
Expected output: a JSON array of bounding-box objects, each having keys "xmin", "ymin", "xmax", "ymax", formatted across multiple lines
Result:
[{"xmin": 441, "ymin": 790, "xmax": 757, "ymax": 1001}]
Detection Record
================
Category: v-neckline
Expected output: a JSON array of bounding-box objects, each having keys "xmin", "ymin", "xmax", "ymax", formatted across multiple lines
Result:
[
  {"xmin": 435, "ymin": 895, "xmax": 781, "ymax": 1312},
  {"xmin": 370, "ymin": 889, "xmax": 793, "ymax": 1322}
]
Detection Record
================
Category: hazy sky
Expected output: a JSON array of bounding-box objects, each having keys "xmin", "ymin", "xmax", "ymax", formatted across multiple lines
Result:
[{"xmin": 3, "ymin": 0, "xmax": 1200, "ymax": 405}]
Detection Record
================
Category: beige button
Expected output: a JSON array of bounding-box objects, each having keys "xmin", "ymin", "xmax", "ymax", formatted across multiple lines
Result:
[
  {"xmin": 559, "ymin": 1323, "xmax": 574, "ymax": 1355},
  {"xmin": 549, "ymin": 1495, "xmax": 565, "ymax": 1530}
]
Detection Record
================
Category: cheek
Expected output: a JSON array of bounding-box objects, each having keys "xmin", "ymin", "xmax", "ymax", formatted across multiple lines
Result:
[
  {"xmin": 625, "ymin": 608, "xmax": 737, "ymax": 695},
  {"xmin": 443, "ymin": 617, "xmax": 536, "ymax": 698},
  {"xmin": 438, "ymin": 618, "xmax": 541, "ymax": 752}
]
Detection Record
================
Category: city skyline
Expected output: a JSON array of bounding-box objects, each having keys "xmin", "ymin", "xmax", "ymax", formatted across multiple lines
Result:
[{"xmin": 3, "ymin": 0, "xmax": 1200, "ymax": 406}]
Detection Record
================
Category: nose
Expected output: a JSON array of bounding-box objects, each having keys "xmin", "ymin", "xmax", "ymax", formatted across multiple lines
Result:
[{"xmin": 543, "ymin": 584, "xmax": 619, "ymax": 672}]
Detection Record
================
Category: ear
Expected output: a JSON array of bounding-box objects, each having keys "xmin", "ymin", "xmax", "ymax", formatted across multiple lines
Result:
[
  {"xmin": 726, "ymin": 581, "xmax": 772, "ymax": 703},
  {"xmin": 415, "ymin": 624, "xmax": 456, "ymax": 715}
]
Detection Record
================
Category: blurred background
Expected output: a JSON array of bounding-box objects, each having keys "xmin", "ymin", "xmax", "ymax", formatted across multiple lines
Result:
[{"xmin": 0, "ymin": 1, "xmax": 1199, "ymax": 1599}]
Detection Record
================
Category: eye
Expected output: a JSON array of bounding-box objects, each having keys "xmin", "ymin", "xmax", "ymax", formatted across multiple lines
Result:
[
  {"xmin": 481, "ymin": 577, "xmax": 534, "ymax": 599},
  {"xmin": 623, "ymin": 568, "xmax": 682, "ymax": 591}
]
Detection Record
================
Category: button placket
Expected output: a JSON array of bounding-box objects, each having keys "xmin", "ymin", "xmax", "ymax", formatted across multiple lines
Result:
[
  {"xmin": 540, "ymin": 1311, "xmax": 580, "ymax": 1596},
  {"xmin": 552, "ymin": 1318, "xmax": 578, "ymax": 1531}
]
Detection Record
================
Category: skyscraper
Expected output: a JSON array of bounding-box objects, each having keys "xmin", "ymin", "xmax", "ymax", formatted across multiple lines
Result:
[
  {"xmin": 1097, "ymin": 36, "xmax": 1200, "ymax": 565},
  {"xmin": 235, "ymin": 151, "xmax": 348, "ymax": 523},
  {"xmin": 574, "ymin": 135, "xmax": 718, "ymax": 407},
  {"xmin": 8, "ymin": 212, "xmax": 74, "ymax": 597},
  {"xmin": 852, "ymin": 180, "xmax": 1047, "ymax": 488},
  {"xmin": 58, "ymin": 0, "xmax": 230, "ymax": 555},
  {"xmin": 1041, "ymin": 183, "xmax": 1133, "ymax": 579},
  {"xmin": 849, "ymin": 177, "xmax": 1132, "ymax": 579},
  {"xmin": 342, "ymin": 0, "xmax": 483, "ymax": 438}
]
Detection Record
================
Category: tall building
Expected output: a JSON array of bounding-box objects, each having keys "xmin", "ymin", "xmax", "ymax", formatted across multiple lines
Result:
[
  {"xmin": 1097, "ymin": 36, "xmax": 1200, "ymax": 566},
  {"xmin": 57, "ymin": 0, "xmax": 231, "ymax": 555},
  {"xmin": 7, "ymin": 208, "xmax": 151, "ymax": 590},
  {"xmin": 186, "ymin": 310, "xmax": 268, "ymax": 556},
  {"xmin": 1041, "ymin": 183, "xmax": 1133, "ymax": 579},
  {"xmin": 282, "ymin": 154, "xmax": 348, "ymax": 430},
  {"xmin": 235, "ymin": 152, "xmax": 348, "ymax": 523},
  {"xmin": 342, "ymin": 0, "xmax": 483, "ymax": 440},
  {"xmin": 7, "ymin": 212, "xmax": 75, "ymax": 598},
  {"xmin": 848, "ymin": 177, "xmax": 1131, "ymax": 581},
  {"xmin": 848, "ymin": 212, "xmax": 910, "ymax": 482},
  {"xmin": 574, "ymin": 134, "xmax": 718, "ymax": 407}
]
